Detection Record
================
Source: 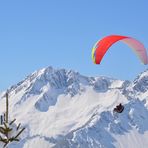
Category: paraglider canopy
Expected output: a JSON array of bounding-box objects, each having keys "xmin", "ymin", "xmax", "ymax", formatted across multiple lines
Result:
[{"xmin": 92, "ymin": 35, "xmax": 148, "ymax": 65}]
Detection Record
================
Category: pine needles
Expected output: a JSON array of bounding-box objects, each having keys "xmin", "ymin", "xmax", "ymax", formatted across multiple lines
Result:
[{"xmin": 0, "ymin": 92, "xmax": 25, "ymax": 147}]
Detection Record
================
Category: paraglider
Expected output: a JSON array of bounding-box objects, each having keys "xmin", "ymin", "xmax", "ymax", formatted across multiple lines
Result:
[
  {"xmin": 92, "ymin": 35, "xmax": 148, "ymax": 114},
  {"xmin": 113, "ymin": 103, "xmax": 124, "ymax": 113},
  {"xmin": 92, "ymin": 35, "xmax": 148, "ymax": 65}
]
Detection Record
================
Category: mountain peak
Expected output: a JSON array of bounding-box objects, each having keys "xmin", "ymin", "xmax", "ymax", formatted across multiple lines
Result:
[
  {"xmin": 0, "ymin": 67, "xmax": 148, "ymax": 148},
  {"xmin": 134, "ymin": 69, "xmax": 148, "ymax": 81},
  {"xmin": 131, "ymin": 69, "xmax": 148, "ymax": 93}
]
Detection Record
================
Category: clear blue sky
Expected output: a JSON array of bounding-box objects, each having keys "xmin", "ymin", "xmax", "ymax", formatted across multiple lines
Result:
[{"xmin": 0, "ymin": 0, "xmax": 148, "ymax": 91}]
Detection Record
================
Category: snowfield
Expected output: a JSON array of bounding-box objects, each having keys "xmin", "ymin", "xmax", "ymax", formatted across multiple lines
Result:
[{"xmin": 0, "ymin": 66, "xmax": 148, "ymax": 148}]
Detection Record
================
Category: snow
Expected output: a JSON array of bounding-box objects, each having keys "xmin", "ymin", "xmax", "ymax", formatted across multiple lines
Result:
[
  {"xmin": 0, "ymin": 66, "xmax": 148, "ymax": 148},
  {"xmin": 23, "ymin": 137, "xmax": 56, "ymax": 148},
  {"xmin": 113, "ymin": 129, "xmax": 148, "ymax": 148}
]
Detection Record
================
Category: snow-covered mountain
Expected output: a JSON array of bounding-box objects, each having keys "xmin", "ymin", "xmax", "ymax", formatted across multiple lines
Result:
[{"xmin": 0, "ymin": 66, "xmax": 148, "ymax": 148}]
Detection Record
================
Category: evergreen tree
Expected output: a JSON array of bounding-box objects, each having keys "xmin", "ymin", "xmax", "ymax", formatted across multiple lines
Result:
[{"xmin": 0, "ymin": 92, "xmax": 25, "ymax": 147}]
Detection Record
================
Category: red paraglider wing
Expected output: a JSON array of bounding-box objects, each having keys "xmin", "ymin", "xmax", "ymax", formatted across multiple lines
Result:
[
  {"xmin": 95, "ymin": 35, "xmax": 128, "ymax": 64},
  {"xmin": 92, "ymin": 35, "xmax": 148, "ymax": 65}
]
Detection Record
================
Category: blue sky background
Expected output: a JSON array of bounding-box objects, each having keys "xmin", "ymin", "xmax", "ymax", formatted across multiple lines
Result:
[{"xmin": 0, "ymin": 0, "xmax": 148, "ymax": 91}]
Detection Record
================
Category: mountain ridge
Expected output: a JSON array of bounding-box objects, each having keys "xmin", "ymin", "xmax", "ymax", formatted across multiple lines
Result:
[{"xmin": 0, "ymin": 66, "xmax": 148, "ymax": 148}]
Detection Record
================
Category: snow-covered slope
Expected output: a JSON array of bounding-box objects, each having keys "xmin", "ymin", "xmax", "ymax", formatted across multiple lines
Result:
[{"xmin": 0, "ymin": 66, "xmax": 148, "ymax": 148}]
